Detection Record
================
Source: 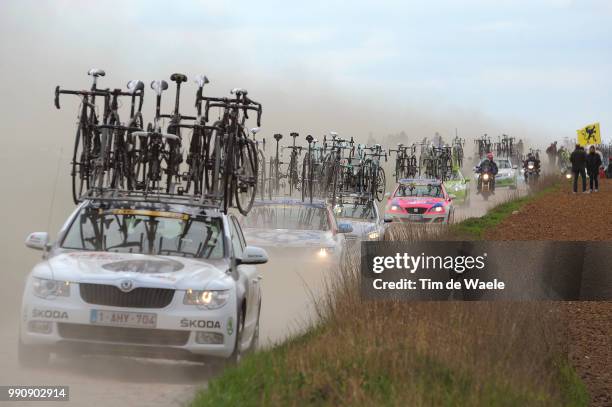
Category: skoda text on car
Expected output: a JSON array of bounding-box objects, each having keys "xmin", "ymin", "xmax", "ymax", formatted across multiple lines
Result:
[
  {"xmin": 333, "ymin": 201, "xmax": 382, "ymax": 241},
  {"xmin": 384, "ymin": 179, "xmax": 455, "ymax": 224},
  {"xmin": 20, "ymin": 200, "xmax": 268, "ymax": 367},
  {"xmin": 238, "ymin": 198, "xmax": 352, "ymax": 263}
]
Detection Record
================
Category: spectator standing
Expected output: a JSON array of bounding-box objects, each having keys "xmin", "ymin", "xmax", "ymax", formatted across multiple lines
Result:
[
  {"xmin": 586, "ymin": 145, "xmax": 602, "ymax": 192},
  {"xmin": 570, "ymin": 144, "xmax": 587, "ymax": 193}
]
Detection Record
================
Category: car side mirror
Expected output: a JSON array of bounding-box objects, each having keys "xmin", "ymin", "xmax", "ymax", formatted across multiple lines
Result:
[
  {"xmin": 337, "ymin": 222, "xmax": 353, "ymax": 234},
  {"xmin": 25, "ymin": 232, "xmax": 49, "ymax": 251},
  {"xmin": 383, "ymin": 215, "xmax": 393, "ymax": 223},
  {"xmin": 238, "ymin": 246, "xmax": 268, "ymax": 265},
  {"xmin": 448, "ymin": 194, "xmax": 456, "ymax": 200},
  {"xmin": 512, "ymin": 165, "xmax": 518, "ymax": 169}
]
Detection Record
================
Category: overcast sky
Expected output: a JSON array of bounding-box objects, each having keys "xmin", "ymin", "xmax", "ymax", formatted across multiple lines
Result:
[{"xmin": 1, "ymin": 0, "xmax": 610, "ymax": 145}]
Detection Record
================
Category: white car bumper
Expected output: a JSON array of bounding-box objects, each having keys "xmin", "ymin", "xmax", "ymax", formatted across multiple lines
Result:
[{"xmin": 20, "ymin": 284, "xmax": 238, "ymax": 360}]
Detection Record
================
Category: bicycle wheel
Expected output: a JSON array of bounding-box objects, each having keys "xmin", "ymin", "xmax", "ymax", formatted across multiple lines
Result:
[
  {"xmin": 235, "ymin": 138, "xmax": 258, "ymax": 215},
  {"xmin": 258, "ymin": 150, "xmax": 266, "ymax": 201},
  {"xmin": 71, "ymin": 124, "xmax": 90, "ymax": 203},
  {"xmin": 301, "ymin": 155, "xmax": 309, "ymax": 202},
  {"xmin": 222, "ymin": 131, "xmax": 235, "ymax": 214},
  {"xmin": 375, "ymin": 167, "xmax": 386, "ymax": 201}
]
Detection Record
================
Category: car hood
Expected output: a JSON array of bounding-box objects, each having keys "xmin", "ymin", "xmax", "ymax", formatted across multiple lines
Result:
[
  {"xmin": 242, "ymin": 228, "xmax": 336, "ymax": 248},
  {"xmin": 39, "ymin": 251, "xmax": 232, "ymax": 291},
  {"xmin": 391, "ymin": 197, "xmax": 445, "ymax": 208}
]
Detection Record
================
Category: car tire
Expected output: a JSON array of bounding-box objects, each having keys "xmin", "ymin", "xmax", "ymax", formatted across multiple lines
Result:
[
  {"xmin": 228, "ymin": 309, "xmax": 244, "ymax": 364},
  {"xmin": 18, "ymin": 340, "xmax": 50, "ymax": 369}
]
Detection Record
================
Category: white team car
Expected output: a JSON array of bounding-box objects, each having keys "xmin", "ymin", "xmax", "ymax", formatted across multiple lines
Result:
[
  {"xmin": 238, "ymin": 198, "xmax": 353, "ymax": 263},
  {"xmin": 19, "ymin": 199, "xmax": 267, "ymax": 367}
]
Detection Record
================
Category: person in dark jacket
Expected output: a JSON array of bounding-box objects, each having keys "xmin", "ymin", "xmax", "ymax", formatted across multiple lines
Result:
[
  {"xmin": 570, "ymin": 144, "xmax": 587, "ymax": 193},
  {"xmin": 585, "ymin": 145, "xmax": 602, "ymax": 192}
]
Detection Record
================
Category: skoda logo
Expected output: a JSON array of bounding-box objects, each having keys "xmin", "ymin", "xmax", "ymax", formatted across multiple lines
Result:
[{"xmin": 119, "ymin": 279, "xmax": 135, "ymax": 292}]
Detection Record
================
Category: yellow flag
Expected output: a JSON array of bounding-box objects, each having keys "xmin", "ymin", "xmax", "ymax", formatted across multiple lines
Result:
[{"xmin": 576, "ymin": 122, "xmax": 601, "ymax": 146}]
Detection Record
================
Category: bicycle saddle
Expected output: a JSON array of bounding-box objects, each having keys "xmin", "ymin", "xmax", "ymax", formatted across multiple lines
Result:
[
  {"xmin": 88, "ymin": 68, "xmax": 105, "ymax": 77},
  {"xmin": 170, "ymin": 73, "xmax": 188, "ymax": 83},
  {"xmin": 274, "ymin": 133, "xmax": 283, "ymax": 141},
  {"xmin": 290, "ymin": 132, "xmax": 299, "ymax": 138},
  {"xmin": 194, "ymin": 75, "xmax": 209, "ymax": 88},
  {"xmin": 250, "ymin": 127, "xmax": 261, "ymax": 135},
  {"xmin": 150, "ymin": 80, "xmax": 169, "ymax": 95},
  {"xmin": 231, "ymin": 88, "xmax": 248, "ymax": 95},
  {"xmin": 126, "ymin": 80, "xmax": 145, "ymax": 93}
]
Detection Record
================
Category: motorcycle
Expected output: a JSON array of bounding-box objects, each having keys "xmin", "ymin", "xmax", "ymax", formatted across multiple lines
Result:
[
  {"xmin": 524, "ymin": 161, "xmax": 540, "ymax": 185},
  {"xmin": 476, "ymin": 166, "xmax": 494, "ymax": 200}
]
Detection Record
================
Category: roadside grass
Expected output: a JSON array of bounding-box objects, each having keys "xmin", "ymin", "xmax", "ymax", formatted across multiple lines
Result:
[{"xmin": 191, "ymin": 175, "xmax": 589, "ymax": 407}]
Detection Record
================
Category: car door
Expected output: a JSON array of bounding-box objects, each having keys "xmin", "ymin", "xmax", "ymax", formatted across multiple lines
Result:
[{"xmin": 229, "ymin": 216, "xmax": 260, "ymax": 341}]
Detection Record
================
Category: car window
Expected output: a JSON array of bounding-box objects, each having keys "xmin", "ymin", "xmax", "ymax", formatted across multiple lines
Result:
[
  {"xmin": 395, "ymin": 184, "xmax": 443, "ymax": 198},
  {"xmin": 61, "ymin": 208, "xmax": 224, "ymax": 259},
  {"xmin": 333, "ymin": 204, "xmax": 377, "ymax": 220},
  {"xmin": 242, "ymin": 205, "xmax": 330, "ymax": 231}
]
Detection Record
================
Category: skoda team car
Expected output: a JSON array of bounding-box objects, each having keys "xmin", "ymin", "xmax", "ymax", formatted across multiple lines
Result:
[
  {"xmin": 384, "ymin": 179, "xmax": 455, "ymax": 224},
  {"xmin": 238, "ymin": 198, "xmax": 352, "ymax": 263},
  {"xmin": 333, "ymin": 201, "xmax": 382, "ymax": 241},
  {"xmin": 473, "ymin": 157, "xmax": 518, "ymax": 189},
  {"xmin": 20, "ymin": 200, "xmax": 268, "ymax": 367}
]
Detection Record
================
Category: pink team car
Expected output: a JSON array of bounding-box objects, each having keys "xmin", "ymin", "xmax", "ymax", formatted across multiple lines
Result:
[{"xmin": 384, "ymin": 179, "xmax": 455, "ymax": 224}]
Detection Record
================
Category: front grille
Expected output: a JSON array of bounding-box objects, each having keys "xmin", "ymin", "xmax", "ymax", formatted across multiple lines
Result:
[
  {"xmin": 405, "ymin": 207, "xmax": 427, "ymax": 214},
  {"xmin": 80, "ymin": 284, "xmax": 174, "ymax": 308},
  {"xmin": 58, "ymin": 323, "xmax": 189, "ymax": 346}
]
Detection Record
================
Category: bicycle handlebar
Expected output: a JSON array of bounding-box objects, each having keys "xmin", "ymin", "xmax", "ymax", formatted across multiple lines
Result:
[{"xmin": 54, "ymin": 86, "xmax": 110, "ymax": 109}]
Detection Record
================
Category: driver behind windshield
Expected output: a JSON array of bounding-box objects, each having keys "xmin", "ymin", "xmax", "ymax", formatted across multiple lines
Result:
[{"xmin": 396, "ymin": 184, "xmax": 443, "ymax": 198}]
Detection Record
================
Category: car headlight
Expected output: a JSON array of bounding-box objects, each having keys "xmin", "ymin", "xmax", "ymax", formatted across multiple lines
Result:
[
  {"xmin": 367, "ymin": 231, "xmax": 380, "ymax": 240},
  {"xmin": 184, "ymin": 289, "xmax": 230, "ymax": 309},
  {"xmin": 390, "ymin": 205, "xmax": 400, "ymax": 211},
  {"xmin": 32, "ymin": 278, "xmax": 70, "ymax": 298},
  {"xmin": 317, "ymin": 247, "xmax": 334, "ymax": 259}
]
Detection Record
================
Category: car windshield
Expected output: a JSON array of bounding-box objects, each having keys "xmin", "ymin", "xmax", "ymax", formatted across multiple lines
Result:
[
  {"xmin": 480, "ymin": 159, "xmax": 511, "ymax": 169},
  {"xmin": 242, "ymin": 205, "xmax": 330, "ymax": 231},
  {"xmin": 334, "ymin": 204, "xmax": 377, "ymax": 221},
  {"xmin": 61, "ymin": 208, "xmax": 224, "ymax": 259},
  {"xmin": 396, "ymin": 184, "xmax": 443, "ymax": 198}
]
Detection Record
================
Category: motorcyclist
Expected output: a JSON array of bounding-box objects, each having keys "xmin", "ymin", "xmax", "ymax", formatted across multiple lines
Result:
[
  {"xmin": 476, "ymin": 152, "xmax": 498, "ymax": 192},
  {"xmin": 523, "ymin": 152, "xmax": 541, "ymax": 182}
]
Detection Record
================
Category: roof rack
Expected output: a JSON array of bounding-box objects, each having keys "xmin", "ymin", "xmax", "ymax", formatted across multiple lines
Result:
[
  {"xmin": 78, "ymin": 188, "xmax": 221, "ymax": 210},
  {"xmin": 398, "ymin": 178, "xmax": 442, "ymax": 185}
]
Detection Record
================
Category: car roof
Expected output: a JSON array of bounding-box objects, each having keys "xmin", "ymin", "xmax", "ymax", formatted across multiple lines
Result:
[
  {"xmin": 82, "ymin": 199, "xmax": 224, "ymax": 218},
  {"xmin": 398, "ymin": 178, "xmax": 442, "ymax": 186}
]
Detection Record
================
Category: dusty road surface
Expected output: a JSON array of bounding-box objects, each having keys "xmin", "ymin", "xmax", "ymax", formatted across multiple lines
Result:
[
  {"xmin": 0, "ymin": 248, "xmax": 327, "ymax": 407},
  {"xmin": 486, "ymin": 179, "xmax": 612, "ymax": 407}
]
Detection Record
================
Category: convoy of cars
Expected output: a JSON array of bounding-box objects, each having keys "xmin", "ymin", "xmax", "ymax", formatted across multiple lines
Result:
[{"xmin": 20, "ymin": 161, "xmax": 517, "ymax": 367}]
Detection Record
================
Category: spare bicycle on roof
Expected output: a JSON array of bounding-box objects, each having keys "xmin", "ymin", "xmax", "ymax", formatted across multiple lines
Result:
[{"xmin": 55, "ymin": 69, "xmax": 263, "ymax": 215}]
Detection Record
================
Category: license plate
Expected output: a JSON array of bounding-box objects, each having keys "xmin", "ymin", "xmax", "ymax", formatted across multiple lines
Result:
[
  {"xmin": 90, "ymin": 309, "xmax": 157, "ymax": 328},
  {"xmin": 408, "ymin": 214, "xmax": 423, "ymax": 221}
]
